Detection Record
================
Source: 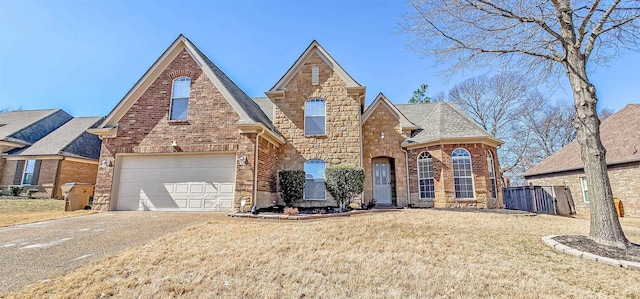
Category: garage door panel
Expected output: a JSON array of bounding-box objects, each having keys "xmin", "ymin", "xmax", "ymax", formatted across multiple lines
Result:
[{"xmin": 115, "ymin": 154, "xmax": 236, "ymax": 211}]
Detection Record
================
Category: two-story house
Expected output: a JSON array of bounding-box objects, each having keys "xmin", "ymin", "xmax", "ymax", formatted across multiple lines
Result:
[{"xmin": 88, "ymin": 35, "xmax": 503, "ymax": 212}]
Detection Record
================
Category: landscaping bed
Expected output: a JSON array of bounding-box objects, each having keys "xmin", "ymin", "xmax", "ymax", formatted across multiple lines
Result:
[{"xmin": 554, "ymin": 235, "xmax": 640, "ymax": 263}]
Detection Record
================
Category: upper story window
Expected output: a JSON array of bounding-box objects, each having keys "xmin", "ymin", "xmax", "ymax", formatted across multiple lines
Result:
[
  {"xmin": 22, "ymin": 160, "xmax": 36, "ymax": 185},
  {"xmin": 452, "ymin": 148, "xmax": 474, "ymax": 198},
  {"xmin": 304, "ymin": 159, "xmax": 326, "ymax": 200},
  {"xmin": 170, "ymin": 77, "xmax": 190, "ymax": 120},
  {"xmin": 418, "ymin": 152, "xmax": 435, "ymax": 199},
  {"xmin": 487, "ymin": 151, "xmax": 497, "ymax": 199},
  {"xmin": 305, "ymin": 98, "xmax": 325, "ymax": 135}
]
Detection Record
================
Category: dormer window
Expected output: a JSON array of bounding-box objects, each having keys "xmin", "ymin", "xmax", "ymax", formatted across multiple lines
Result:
[
  {"xmin": 170, "ymin": 77, "xmax": 190, "ymax": 120},
  {"xmin": 304, "ymin": 98, "xmax": 325, "ymax": 135}
]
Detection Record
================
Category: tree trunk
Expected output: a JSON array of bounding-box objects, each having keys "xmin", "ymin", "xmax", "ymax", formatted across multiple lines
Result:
[{"xmin": 565, "ymin": 51, "xmax": 629, "ymax": 249}]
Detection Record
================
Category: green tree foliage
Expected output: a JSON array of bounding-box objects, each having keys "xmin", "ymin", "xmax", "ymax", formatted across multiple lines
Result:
[
  {"xmin": 324, "ymin": 166, "xmax": 365, "ymax": 211},
  {"xmin": 278, "ymin": 170, "xmax": 305, "ymax": 207},
  {"xmin": 409, "ymin": 83, "xmax": 431, "ymax": 103}
]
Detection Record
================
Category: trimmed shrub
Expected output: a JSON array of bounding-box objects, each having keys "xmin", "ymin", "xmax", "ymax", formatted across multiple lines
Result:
[
  {"xmin": 283, "ymin": 207, "xmax": 299, "ymax": 216},
  {"xmin": 325, "ymin": 165, "xmax": 365, "ymax": 211},
  {"xmin": 278, "ymin": 170, "xmax": 305, "ymax": 207},
  {"xmin": 8, "ymin": 185, "xmax": 23, "ymax": 196}
]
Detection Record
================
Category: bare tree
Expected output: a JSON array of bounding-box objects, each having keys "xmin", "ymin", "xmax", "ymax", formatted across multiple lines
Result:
[
  {"xmin": 447, "ymin": 72, "xmax": 532, "ymax": 184},
  {"xmin": 525, "ymin": 97, "xmax": 577, "ymax": 157},
  {"xmin": 403, "ymin": 0, "xmax": 640, "ymax": 248}
]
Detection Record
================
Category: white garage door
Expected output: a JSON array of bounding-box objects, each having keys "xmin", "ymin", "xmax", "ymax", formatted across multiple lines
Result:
[{"xmin": 115, "ymin": 154, "xmax": 235, "ymax": 211}]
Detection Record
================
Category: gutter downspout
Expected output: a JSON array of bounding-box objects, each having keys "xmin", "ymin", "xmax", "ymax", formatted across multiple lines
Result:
[
  {"xmin": 252, "ymin": 128, "xmax": 265, "ymax": 213},
  {"xmin": 401, "ymin": 147, "xmax": 411, "ymax": 206}
]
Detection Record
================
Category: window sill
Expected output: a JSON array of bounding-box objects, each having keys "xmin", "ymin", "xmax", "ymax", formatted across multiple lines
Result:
[
  {"xmin": 455, "ymin": 198, "xmax": 477, "ymax": 202},
  {"xmin": 304, "ymin": 134, "xmax": 327, "ymax": 138},
  {"xmin": 418, "ymin": 198, "xmax": 434, "ymax": 201},
  {"xmin": 168, "ymin": 120, "xmax": 190, "ymax": 125},
  {"xmin": 304, "ymin": 198, "xmax": 326, "ymax": 201}
]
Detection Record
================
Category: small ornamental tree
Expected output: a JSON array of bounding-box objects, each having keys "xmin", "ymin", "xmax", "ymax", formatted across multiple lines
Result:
[
  {"xmin": 278, "ymin": 170, "xmax": 305, "ymax": 207},
  {"xmin": 324, "ymin": 166, "xmax": 365, "ymax": 211}
]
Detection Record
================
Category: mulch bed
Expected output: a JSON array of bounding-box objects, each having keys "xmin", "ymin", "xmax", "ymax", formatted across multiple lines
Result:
[{"xmin": 554, "ymin": 235, "xmax": 640, "ymax": 263}]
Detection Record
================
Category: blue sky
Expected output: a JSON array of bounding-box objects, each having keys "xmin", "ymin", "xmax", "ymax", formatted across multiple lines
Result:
[{"xmin": 1, "ymin": 0, "xmax": 638, "ymax": 117}]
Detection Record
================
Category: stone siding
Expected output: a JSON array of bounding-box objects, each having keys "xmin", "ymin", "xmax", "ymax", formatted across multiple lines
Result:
[
  {"xmin": 362, "ymin": 104, "xmax": 409, "ymax": 207},
  {"xmin": 269, "ymin": 51, "xmax": 363, "ymax": 208},
  {"xmin": 93, "ymin": 48, "xmax": 256, "ymax": 211},
  {"xmin": 407, "ymin": 143, "xmax": 502, "ymax": 209},
  {"xmin": 526, "ymin": 161, "xmax": 640, "ymax": 217}
]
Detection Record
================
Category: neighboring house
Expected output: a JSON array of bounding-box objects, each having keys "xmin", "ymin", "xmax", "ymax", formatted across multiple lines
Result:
[
  {"xmin": 0, "ymin": 109, "xmax": 102, "ymax": 198},
  {"xmin": 88, "ymin": 35, "xmax": 503, "ymax": 212},
  {"xmin": 524, "ymin": 104, "xmax": 640, "ymax": 217}
]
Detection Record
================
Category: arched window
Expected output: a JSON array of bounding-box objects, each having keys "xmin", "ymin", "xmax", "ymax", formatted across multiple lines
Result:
[
  {"xmin": 452, "ymin": 148, "xmax": 474, "ymax": 198},
  {"xmin": 170, "ymin": 77, "xmax": 191, "ymax": 120},
  {"xmin": 487, "ymin": 151, "xmax": 497, "ymax": 199},
  {"xmin": 304, "ymin": 159, "xmax": 326, "ymax": 200},
  {"xmin": 304, "ymin": 99, "xmax": 325, "ymax": 135},
  {"xmin": 418, "ymin": 152, "xmax": 435, "ymax": 199}
]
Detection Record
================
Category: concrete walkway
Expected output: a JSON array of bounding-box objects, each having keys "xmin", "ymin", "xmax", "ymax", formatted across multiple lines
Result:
[{"xmin": 0, "ymin": 212, "xmax": 216, "ymax": 292}]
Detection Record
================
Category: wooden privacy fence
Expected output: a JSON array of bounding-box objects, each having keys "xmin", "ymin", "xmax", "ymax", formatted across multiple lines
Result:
[{"xmin": 502, "ymin": 185, "xmax": 576, "ymax": 215}]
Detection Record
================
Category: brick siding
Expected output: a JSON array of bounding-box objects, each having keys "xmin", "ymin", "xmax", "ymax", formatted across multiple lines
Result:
[
  {"xmin": 93, "ymin": 48, "xmax": 257, "ymax": 211},
  {"xmin": 407, "ymin": 143, "xmax": 502, "ymax": 209}
]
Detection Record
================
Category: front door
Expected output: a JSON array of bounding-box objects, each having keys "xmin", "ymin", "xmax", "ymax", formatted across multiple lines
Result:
[{"xmin": 373, "ymin": 158, "xmax": 392, "ymax": 205}]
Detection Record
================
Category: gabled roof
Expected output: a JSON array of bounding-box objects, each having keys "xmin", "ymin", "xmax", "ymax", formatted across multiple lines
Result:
[
  {"xmin": 8, "ymin": 117, "xmax": 102, "ymax": 160},
  {"xmin": 362, "ymin": 93, "xmax": 418, "ymax": 130},
  {"xmin": 96, "ymin": 34, "xmax": 273, "ymax": 131},
  {"xmin": 268, "ymin": 40, "xmax": 362, "ymax": 92},
  {"xmin": 397, "ymin": 101, "xmax": 503, "ymax": 147},
  {"xmin": 524, "ymin": 104, "xmax": 640, "ymax": 177},
  {"xmin": 0, "ymin": 109, "xmax": 72, "ymax": 146}
]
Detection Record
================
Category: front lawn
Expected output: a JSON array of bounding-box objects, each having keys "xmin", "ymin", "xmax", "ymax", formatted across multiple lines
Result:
[
  {"xmin": 0, "ymin": 199, "xmax": 96, "ymax": 227},
  {"xmin": 4, "ymin": 210, "xmax": 640, "ymax": 298}
]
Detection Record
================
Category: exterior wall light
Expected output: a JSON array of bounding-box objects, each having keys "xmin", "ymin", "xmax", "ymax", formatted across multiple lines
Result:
[{"xmin": 381, "ymin": 131, "xmax": 385, "ymax": 139}]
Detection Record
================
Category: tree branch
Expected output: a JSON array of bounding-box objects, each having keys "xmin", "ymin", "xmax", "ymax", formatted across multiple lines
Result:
[{"xmin": 585, "ymin": 0, "xmax": 621, "ymax": 59}]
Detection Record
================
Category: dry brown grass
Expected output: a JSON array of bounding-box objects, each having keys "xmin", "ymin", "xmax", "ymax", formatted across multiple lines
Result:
[
  {"xmin": 5, "ymin": 210, "xmax": 640, "ymax": 298},
  {"xmin": 0, "ymin": 199, "xmax": 96, "ymax": 227}
]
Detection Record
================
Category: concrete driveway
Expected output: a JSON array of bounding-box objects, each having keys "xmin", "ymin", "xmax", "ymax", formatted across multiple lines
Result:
[{"xmin": 0, "ymin": 212, "xmax": 217, "ymax": 292}]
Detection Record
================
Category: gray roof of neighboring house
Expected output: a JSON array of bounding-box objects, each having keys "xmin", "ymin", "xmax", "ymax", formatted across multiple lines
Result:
[
  {"xmin": 0, "ymin": 109, "xmax": 73, "ymax": 145},
  {"xmin": 186, "ymin": 37, "xmax": 274, "ymax": 130},
  {"xmin": 524, "ymin": 104, "xmax": 640, "ymax": 177},
  {"xmin": 396, "ymin": 101, "xmax": 495, "ymax": 145},
  {"xmin": 8, "ymin": 117, "xmax": 102, "ymax": 160}
]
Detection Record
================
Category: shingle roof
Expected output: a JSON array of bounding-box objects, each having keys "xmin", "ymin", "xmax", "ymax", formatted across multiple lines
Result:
[
  {"xmin": 396, "ymin": 101, "xmax": 498, "ymax": 146},
  {"xmin": 0, "ymin": 109, "xmax": 70, "ymax": 144},
  {"xmin": 9, "ymin": 117, "xmax": 102, "ymax": 159},
  {"xmin": 524, "ymin": 104, "xmax": 640, "ymax": 177},
  {"xmin": 187, "ymin": 37, "xmax": 274, "ymax": 130},
  {"xmin": 253, "ymin": 97, "xmax": 275, "ymax": 122}
]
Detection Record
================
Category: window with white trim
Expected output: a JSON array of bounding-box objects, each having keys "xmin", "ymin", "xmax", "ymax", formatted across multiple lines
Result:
[
  {"xmin": 487, "ymin": 151, "xmax": 497, "ymax": 199},
  {"xmin": 22, "ymin": 160, "xmax": 36, "ymax": 185},
  {"xmin": 304, "ymin": 99, "xmax": 325, "ymax": 135},
  {"xmin": 170, "ymin": 77, "xmax": 190, "ymax": 120},
  {"xmin": 452, "ymin": 148, "xmax": 474, "ymax": 198},
  {"xmin": 312, "ymin": 65, "xmax": 319, "ymax": 85},
  {"xmin": 580, "ymin": 177, "xmax": 589, "ymax": 203},
  {"xmin": 418, "ymin": 152, "xmax": 435, "ymax": 199},
  {"xmin": 304, "ymin": 159, "xmax": 326, "ymax": 200}
]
